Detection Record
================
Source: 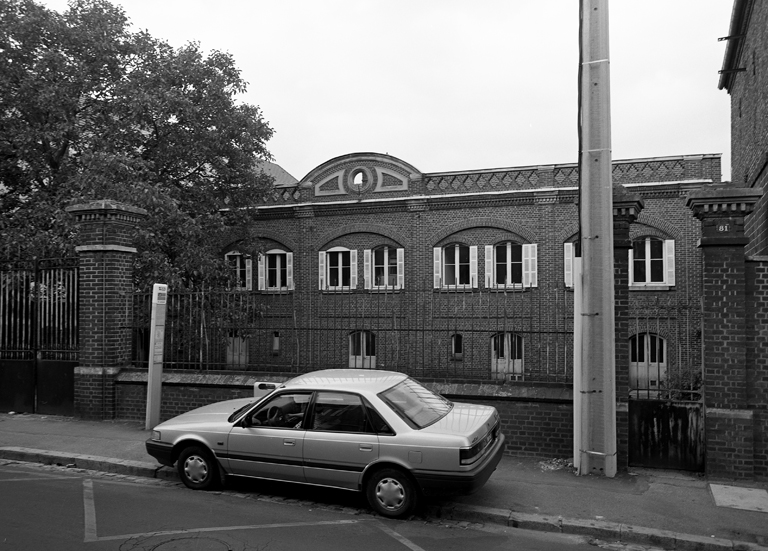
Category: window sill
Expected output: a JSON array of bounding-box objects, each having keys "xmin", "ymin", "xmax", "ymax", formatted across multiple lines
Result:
[
  {"xmin": 260, "ymin": 289, "xmax": 293, "ymax": 294},
  {"xmin": 368, "ymin": 287, "xmax": 402, "ymax": 293},
  {"xmin": 322, "ymin": 288, "xmax": 355, "ymax": 294},
  {"xmin": 435, "ymin": 286, "xmax": 477, "ymax": 293},
  {"xmin": 629, "ymin": 285, "xmax": 672, "ymax": 292}
]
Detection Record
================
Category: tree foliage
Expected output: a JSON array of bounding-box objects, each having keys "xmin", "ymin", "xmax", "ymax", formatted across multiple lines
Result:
[{"xmin": 0, "ymin": 0, "xmax": 275, "ymax": 289}]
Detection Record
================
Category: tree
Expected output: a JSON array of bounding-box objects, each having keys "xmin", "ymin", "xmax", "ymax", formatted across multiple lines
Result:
[{"xmin": 0, "ymin": 0, "xmax": 275, "ymax": 289}]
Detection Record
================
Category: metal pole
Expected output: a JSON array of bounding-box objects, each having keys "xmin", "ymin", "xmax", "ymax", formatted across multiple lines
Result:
[{"xmin": 577, "ymin": 0, "xmax": 617, "ymax": 477}]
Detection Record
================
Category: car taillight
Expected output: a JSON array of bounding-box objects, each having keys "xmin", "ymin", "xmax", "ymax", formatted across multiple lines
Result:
[{"xmin": 460, "ymin": 423, "xmax": 498, "ymax": 465}]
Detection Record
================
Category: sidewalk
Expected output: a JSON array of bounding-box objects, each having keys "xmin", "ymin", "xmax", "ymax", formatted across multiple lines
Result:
[{"xmin": 1, "ymin": 412, "xmax": 766, "ymax": 551}]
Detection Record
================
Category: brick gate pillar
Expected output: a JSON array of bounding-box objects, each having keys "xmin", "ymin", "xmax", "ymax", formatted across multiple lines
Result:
[
  {"xmin": 613, "ymin": 190, "xmax": 644, "ymax": 471},
  {"xmin": 686, "ymin": 187, "xmax": 762, "ymax": 479},
  {"xmin": 66, "ymin": 200, "xmax": 147, "ymax": 420}
]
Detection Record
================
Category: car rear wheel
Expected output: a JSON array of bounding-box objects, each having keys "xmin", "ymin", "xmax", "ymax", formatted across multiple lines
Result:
[
  {"xmin": 366, "ymin": 468, "xmax": 418, "ymax": 518},
  {"xmin": 178, "ymin": 445, "xmax": 218, "ymax": 490}
]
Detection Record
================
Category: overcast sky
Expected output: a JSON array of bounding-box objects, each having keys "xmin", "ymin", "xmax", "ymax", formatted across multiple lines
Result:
[{"xmin": 42, "ymin": 0, "xmax": 735, "ymax": 181}]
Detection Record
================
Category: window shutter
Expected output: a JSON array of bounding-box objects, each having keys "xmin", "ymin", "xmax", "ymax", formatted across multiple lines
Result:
[
  {"xmin": 350, "ymin": 249, "xmax": 358, "ymax": 289},
  {"xmin": 245, "ymin": 258, "xmax": 253, "ymax": 291},
  {"xmin": 523, "ymin": 244, "xmax": 538, "ymax": 288},
  {"xmin": 628, "ymin": 248, "xmax": 635, "ymax": 286},
  {"xmin": 433, "ymin": 247, "xmax": 442, "ymax": 288},
  {"xmin": 470, "ymin": 246, "xmax": 478, "ymax": 288},
  {"xmin": 286, "ymin": 253, "xmax": 294, "ymax": 290},
  {"xmin": 257, "ymin": 254, "xmax": 265, "ymax": 291},
  {"xmin": 364, "ymin": 249, "xmax": 371, "ymax": 290},
  {"xmin": 397, "ymin": 248, "xmax": 405, "ymax": 289},
  {"xmin": 318, "ymin": 251, "xmax": 326, "ymax": 290},
  {"xmin": 664, "ymin": 239, "xmax": 675, "ymax": 286},
  {"xmin": 564, "ymin": 243, "xmax": 573, "ymax": 288},
  {"xmin": 485, "ymin": 245, "xmax": 494, "ymax": 288}
]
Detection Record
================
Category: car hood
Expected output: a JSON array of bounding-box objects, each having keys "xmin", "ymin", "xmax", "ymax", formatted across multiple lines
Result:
[
  {"xmin": 157, "ymin": 397, "xmax": 256, "ymax": 427},
  {"xmin": 421, "ymin": 402, "xmax": 499, "ymax": 441}
]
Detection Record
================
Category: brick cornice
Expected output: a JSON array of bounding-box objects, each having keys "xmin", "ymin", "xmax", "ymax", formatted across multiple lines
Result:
[{"xmin": 686, "ymin": 187, "xmax": 763, "ymax": 220}]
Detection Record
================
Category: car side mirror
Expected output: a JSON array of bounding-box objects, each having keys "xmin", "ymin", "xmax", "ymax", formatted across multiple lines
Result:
[{"xmin": 240, "ymin": 416, "xmax": 252, "ymax": 428}]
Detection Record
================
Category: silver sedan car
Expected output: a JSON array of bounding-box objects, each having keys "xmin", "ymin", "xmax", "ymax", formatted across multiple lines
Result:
[{"xmin": 146, "ymin": 369, "xmax": 505, "ymax": 518}]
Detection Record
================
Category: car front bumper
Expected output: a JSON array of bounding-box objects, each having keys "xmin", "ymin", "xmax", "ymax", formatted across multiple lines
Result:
[
  {"xmin": 145, "ymin": 439, "xmax": 174, "ymax": 467},
  {"xmin": 412, "ymin": 433, "xmax": 506, "ymax": 496}
]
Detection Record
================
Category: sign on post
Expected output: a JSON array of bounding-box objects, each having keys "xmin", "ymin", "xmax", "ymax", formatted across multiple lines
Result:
[{"xmin": 145, "ymin": 283, "xmax": 168, "ymax": 430}]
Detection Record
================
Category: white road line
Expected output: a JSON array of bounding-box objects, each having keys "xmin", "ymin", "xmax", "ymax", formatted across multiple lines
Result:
[
  {"xmin": 83, "ymin": 479, "xmax": 98, "ymax": 543},
  {"xmin": 375, "ymin": 520, "xmax": 428, "ymax": 551},
  {"xmin": 0, "ymin": 476, "xmax": 75, "ymax": 482},
  {"xmin": 86, "ymin": 519, "xmax": 360, "ymax": 543}
]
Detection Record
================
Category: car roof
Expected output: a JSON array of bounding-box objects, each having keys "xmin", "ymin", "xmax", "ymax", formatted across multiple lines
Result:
[{"xmin": 282, "ymin": 369, "xmax": 408, "ymax": 394}]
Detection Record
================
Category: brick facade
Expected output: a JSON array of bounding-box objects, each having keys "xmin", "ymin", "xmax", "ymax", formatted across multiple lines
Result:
[{"xmin": 719, "ymin": 0, "xmax": 768, "ymax": 481}]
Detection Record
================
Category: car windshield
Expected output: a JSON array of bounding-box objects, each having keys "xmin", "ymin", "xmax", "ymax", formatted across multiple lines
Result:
[{"xmin": 379, "ymin": 378, "xmax": 453, "ymax": 429}]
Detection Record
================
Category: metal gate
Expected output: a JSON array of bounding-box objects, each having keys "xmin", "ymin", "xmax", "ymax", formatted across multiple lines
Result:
[
  {"xmin": 0, "ymin": 257, "xmax": 79, "ymax": 415},
  {"xmin": 626, "ymin": 308, "xmax": 704, "ymax": 471}
]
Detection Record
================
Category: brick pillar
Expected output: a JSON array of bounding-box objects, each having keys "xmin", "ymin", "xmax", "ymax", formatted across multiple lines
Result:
[
  {"xmin": 686, "ymin": 188, "xmax": 762, "ymax": 479},
  {"xmin": 613, "ymin": 190, "xmax": 644, "ymax": 471},
  {"xmin": 66, "ymin": 200, "xmax": 147, "ymax": 420}
]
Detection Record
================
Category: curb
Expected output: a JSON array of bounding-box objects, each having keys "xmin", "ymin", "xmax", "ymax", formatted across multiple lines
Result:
[{"xmin": 2, "ymin": 447, "xmax": 767, "ymax": 551}]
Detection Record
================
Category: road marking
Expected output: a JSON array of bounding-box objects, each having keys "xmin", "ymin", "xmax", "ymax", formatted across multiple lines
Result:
[
  {"xmin": 83, "ymin": 479, "xmax": 98, "ymax": 542},
  {"xmin": 375, "ymin": 520, "xmax": 428, "ymax": 551},
  {"xmin": 0, "ymin": 476, "xmax": 75, "ymax": 482}
]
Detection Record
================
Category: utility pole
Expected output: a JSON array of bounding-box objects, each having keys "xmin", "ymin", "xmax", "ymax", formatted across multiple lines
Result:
[{"xmin": 574, "ymin": 0, "xmax": 617, "ymax": 477}]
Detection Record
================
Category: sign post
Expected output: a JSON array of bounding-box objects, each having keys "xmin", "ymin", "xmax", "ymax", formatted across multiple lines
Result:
[{"xmin": 145, "ymin": 283, "xmax": 168, "ymax": 430}]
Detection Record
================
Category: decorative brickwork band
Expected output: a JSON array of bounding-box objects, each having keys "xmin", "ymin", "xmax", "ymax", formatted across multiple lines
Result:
[{"xmin": 67, "ymin": 200, "xmax": 147, "ymax": 420}]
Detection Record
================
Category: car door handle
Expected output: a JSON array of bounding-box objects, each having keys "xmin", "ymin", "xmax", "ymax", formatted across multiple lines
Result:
[
  {"xmin": 283, "ymin": 439, "xmax": 296, "ymax": 446},
  {"xmin": 359, "ymin": 444, "xmax": 373, "ymax": 452}
]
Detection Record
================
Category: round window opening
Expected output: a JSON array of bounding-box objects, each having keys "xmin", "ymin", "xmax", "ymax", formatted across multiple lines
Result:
[{"xmin": 349, "ymin": 168, "xmax": 371, "ymax": 191}]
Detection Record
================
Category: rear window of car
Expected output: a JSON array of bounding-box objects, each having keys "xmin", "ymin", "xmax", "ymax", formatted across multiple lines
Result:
[{"xmin": 379, "ymin": 378, "xmax": 453, "ymax": 429}]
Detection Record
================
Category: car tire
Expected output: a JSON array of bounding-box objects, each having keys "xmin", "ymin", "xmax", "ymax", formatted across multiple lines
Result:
[
  {"xmin": 178, "ymin": 445, "xmax": 219, "ymax": 491},
  {"xmin": 366, "ymin": 468, "xmax": 418, "ymax": 518}
]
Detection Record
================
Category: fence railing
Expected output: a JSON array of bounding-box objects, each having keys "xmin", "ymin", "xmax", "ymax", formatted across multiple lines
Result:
[
  {"xmin": 131, "ymin": 285, "xmax": 576, "ymax": 382},
  {"xmin": 129, "ymin": 286, "xmax": 702, "ymax": 387},
  {"xmin": 0, "ymin": 257, "xmax": 79, "ymax": 361}
]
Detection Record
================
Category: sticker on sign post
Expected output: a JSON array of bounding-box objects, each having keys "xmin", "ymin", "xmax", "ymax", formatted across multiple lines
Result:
[{"xmin": 145, "ymin": 283, "xmax": 168, "ymax": 430}]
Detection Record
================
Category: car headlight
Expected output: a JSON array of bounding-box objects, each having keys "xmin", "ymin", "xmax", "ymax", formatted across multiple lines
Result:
[{"xmin": 151, "ymin": 430, "xmax": 162, "ymax": 441}]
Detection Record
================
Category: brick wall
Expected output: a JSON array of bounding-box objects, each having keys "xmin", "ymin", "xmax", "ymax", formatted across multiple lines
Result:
[{"xmin": 746, "ymin": 258, "xmax": 768, "ymax": 480}]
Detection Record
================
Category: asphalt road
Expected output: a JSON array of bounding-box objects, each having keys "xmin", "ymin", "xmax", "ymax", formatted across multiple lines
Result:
[{"xmin": 0, "ymin": 461, "xmax": 646, "ymax": 551}]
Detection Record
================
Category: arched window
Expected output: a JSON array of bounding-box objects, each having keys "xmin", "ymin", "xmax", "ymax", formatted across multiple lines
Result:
[
  {"xmin": 451, "ymin": 334, "xmax": 463, "ymax": 361},
  {"xmin": 491, "ymin": 332, "xmax": 523, "ymax": 379},
  {"xmin": 630, "ymin": 237, "xmax": 675, "ymax": 287},
  {"xmin": 484, "ymin": 242, "xmax": 538, "ymax": 288},
  {"xmin": 224, "ymin": 251, "xmax": 252, "ymax": 291},
  {"xmin": 363, "ymin": 246, "xmax": 404, "ymax": 289},
  {"xmin": 433, "ymin": 243, "xmax": 477, "ymax": 288},
  {"xmin": 319, "ymin": 247, "xmax": 357, "ymax": 290},
  {"xmin": 257, "ymin": 249, "xmax": 293, "ymax": 291},
  {"xmin": 349, "ymin": 330, "xmax": 376, "ymax": 369},
  {"xmin": 629, "ymin": 333, "xmax": 667, "ymax": 398}
]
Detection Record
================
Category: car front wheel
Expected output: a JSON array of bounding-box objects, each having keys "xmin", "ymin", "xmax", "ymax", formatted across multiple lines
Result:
[
  {"xmin": 366, "ymin": 468, "xmax": 418, "ymax": 518},
  {"xmin": 178, "ymin": 445, "xmax": 218, "ymax": 491}
]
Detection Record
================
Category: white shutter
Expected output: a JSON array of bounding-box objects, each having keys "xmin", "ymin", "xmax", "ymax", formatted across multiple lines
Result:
[
  {"xmin": 257, "ymin": 254, "xmax": 265, "ymax": 290},
  {"xmin": 564, "ymin": 243, "xmax": 574, "ymax": 288},
  {"xmin": 628, "ymin": 248, "xmax": 635, "ymax": 286},
  {"xmin": 470, "ymin": 246, "xmax": 478, "ymax": 288},
  {"xmin": 433, "ymin": 247, "xmax": 442, "ymax": 288},
  {"xmin": 364, "ymin": 249, "xmax": 372, "ymax": 290},
  {"xmin": 350, "ymin": 249, "xmax": 358, "ymax": 289},
  {"xmin": 318, "ymin": 251, "xmax": 326, "ymax": 290},
  {"xmin": 245, "ymin": 258, "xmax": 253, "ymax": 291},
  {"xmin": 664, "ymin": 239, "xmax": 675, "ymax": 286},
  {"xmin": 286, "ymin": 252, "xmax": 294, "ymax": 290},
  {"xmin": 485, "ymin": 245, "xmax": 494, "ymax": 288},
  {"xmin": 523, "ymin": 244, "xmax": 538, "ymax": 288},
  {"xmin": 396, "ymin": 248, "xmax": 404, "ymax": 289}
]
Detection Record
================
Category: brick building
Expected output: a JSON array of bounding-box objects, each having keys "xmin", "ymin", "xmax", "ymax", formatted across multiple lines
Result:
[
  {"xmin": 714, "ymin": 0, "xmax": 768, "ymax": 480},
  {"xmin": 216, "ymin": 153, "xmax": 718, "ymax": 397}
]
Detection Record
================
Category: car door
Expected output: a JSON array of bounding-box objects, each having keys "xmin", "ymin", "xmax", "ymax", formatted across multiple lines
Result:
[
  {"xmin": 226, "ymin": 391, "xmax": 311, "ymax": 483},
  {"xmin": 303, "ymin": 391, "xmax": 379, "ymax": 490}
]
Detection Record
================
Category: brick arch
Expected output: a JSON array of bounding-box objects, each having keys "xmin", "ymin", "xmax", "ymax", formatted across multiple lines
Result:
[
  {"xmin": 633, "ymin": 213, "xmax": 680, "ymax": 240},
  {"xmin": 224, "ymin": 231, "xmax": 298, "ymax": 254},
  {"xmin": 556, "ymin": 223, "xmax": 580, "ymax": 243},
  {"xmin": 317, "ymin": 224, "xmax": 409, "ymax": 249},
  {"xmin": 428, "ymin": 217, "xmax": 536, "ymax": 246}
]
